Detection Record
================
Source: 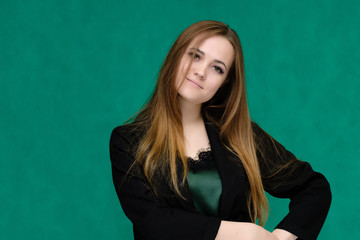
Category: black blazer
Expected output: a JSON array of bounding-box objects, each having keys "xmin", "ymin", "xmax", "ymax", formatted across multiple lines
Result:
[{"xmin": 110, "ymin": 121, "xmax": 331, "ymax": 240}]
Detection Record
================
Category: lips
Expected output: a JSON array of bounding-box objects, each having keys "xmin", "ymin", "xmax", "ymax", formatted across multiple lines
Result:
[{"xmin": 186, "ymin": 78, "xmax": 204, "ymax": 89}]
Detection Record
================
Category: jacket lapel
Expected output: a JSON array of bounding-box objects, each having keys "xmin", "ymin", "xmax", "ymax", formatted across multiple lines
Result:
[{"xmin": 205, "ymin": 122, "xmax": 249, "ymax": 219}]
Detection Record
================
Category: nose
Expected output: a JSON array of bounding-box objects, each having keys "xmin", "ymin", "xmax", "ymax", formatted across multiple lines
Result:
[
  {"xmin": 194, "ymin": 63, "xmax": 206, "ymax": 80},
  {"xmin": 195, "ymin": 71, "xmax": 205, "ymax": 80}
]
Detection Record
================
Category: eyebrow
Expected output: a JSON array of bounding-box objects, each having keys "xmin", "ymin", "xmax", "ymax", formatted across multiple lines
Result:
[{"xmin": 189, "ymin": 48, "xmax": 228, "ymax": 70}]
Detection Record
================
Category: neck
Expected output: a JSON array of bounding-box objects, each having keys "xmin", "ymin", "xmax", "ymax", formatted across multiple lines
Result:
[{"xmin": 179, "ymin": 98, "xmax": 203, "ymax": 126}]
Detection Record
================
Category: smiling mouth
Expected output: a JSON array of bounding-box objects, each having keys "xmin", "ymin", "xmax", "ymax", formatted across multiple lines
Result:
[{"xmin": 186, "ymin": 78, "xmax": 204, "ymax": 89}]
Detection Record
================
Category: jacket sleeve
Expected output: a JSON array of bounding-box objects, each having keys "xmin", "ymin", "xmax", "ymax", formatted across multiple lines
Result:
[
  {"xmin": 109, "ymin": 126, "xmax": 221, "ymax": 240},
  {"xmin": 252, "ymin": 122, "xmax": 331, "ymax": 240}
]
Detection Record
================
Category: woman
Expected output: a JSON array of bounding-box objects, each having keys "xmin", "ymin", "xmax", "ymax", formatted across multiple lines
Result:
[{"xmin": 109, "ymin": 20, "xmax": 331, "ymax": 240}]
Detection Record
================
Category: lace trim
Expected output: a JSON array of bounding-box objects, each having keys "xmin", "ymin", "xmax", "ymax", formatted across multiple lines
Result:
[
  {"xmin": 188, "ymin": 144, "xmax": 211, "ymax": 161},
  {"xmin": 187, "ymin": 143, "xmax": 214, "ymax": 173},
  {"xmin": 187, "ymin": 150, "xmax": 213, "ymax": 173}
]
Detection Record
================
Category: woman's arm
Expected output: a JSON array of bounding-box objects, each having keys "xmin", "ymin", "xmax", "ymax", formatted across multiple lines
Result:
[
  {"xmin": 252, "ymin": 122, "xmax": 331, "ymax": 240},
  {"xmin": 272, "ymin": 229, "xmax": 297, "ymax": 240},
  {"xmin": 215, "ymin": 221, "xmax": 279, "ymax": 240},
  {"xmin": 215, "ymin": 221, "xmax": 298, "ymax": 240}
]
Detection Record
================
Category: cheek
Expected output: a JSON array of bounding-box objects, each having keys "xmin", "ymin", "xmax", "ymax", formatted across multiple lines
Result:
[{"xmin": 210, "ymin": 78, "xmax": 226, "ymax": 94}]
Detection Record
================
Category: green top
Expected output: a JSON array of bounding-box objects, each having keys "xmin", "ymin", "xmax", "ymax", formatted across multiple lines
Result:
[{"xmin": 186, "ymin": 151, "xmax": 222, "ymax": 217}]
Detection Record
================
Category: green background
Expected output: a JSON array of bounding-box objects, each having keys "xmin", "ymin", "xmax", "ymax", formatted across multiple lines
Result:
[{"xmin": 1, "ymin": 0, "xmax": 359, "ymax": 239}]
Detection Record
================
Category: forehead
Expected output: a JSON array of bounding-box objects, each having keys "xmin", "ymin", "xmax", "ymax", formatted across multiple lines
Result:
[{"xmin": 188, "ymin": 35, "xmax": 235, "ymax": 65}]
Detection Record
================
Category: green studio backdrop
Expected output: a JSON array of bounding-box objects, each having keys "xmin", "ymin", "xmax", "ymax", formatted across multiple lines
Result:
[{"xmin": 1, "ymin": 0, "xmax": 359, "ymax": 239}]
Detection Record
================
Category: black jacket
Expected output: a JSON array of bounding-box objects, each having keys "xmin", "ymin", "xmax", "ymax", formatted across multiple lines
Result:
[{"xmin": 110, "ymin": 121, "xmax": 331, "ymax": 240}]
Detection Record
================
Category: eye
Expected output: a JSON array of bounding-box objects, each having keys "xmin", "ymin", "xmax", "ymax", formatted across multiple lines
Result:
[
  {"xmin": 214, "ymin": 66, "xmax": 224, "ymax": 74},
  {"xmin": 188, "ymin": 52, "xmax": 201, "ymax": 61}
]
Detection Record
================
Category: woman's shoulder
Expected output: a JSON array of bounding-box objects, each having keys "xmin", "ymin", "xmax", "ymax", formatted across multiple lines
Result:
[
  {"xmin": 250, "ymin": 121, "xmax": 270, "ymax": 144},
  {"xmin": 110, "ymin": 122, "xmax": 146, "ymax": 153},
  {"xmin": 112, "ymin": 122, "xmax": 143, "ymax": 136},
  {"xmin": 250, "ymin": 120, "xmax": 302, "ymax": 170},
  {"xmin": 250, "ymin": 121, "xmax": 282, "ymax": 146},
  {"xmin": 250, "ymin": 120, "xmax": 295, "ymax": 159}
]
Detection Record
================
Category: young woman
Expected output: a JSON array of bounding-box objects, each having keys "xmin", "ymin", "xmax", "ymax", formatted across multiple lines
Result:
[{"xmin": 109, "ymin": 20, "xmax": 331, "ymax": 240}]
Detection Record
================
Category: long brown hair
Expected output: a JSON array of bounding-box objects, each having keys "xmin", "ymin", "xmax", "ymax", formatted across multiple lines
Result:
[{"xmin": 131, "ymin": 20, "xmax": 268, "ymax": 226}]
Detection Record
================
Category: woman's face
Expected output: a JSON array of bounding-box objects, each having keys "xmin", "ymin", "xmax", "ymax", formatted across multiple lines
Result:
[{"xmin": 175, "ymin": 35, "xmax": 235, "ymax": 106}]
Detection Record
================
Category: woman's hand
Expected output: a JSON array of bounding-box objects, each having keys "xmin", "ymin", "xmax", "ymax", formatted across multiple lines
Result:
[
  {"xmin": 215, "ymin": 221, "xmax": 280, "ymax": 240},
  {"xmin": 272, "ymin": 229, "xmax": 297, "ymax": 240}
]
